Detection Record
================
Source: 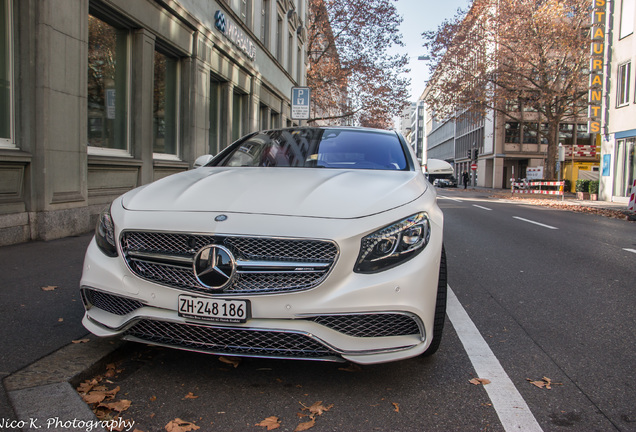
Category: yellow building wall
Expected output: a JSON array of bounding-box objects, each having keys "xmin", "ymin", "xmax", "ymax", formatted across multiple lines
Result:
[{"xmin": 563, "ymin": 162, "xmax": 600, "ymax": 192}]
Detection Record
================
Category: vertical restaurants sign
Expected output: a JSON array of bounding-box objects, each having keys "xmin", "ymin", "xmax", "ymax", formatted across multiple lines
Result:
[{"xmin": 588, "ymin": 0, "xmax": 606, "ymax": 134}]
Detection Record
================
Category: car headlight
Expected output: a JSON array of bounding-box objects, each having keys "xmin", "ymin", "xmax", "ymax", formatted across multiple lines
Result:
[
  {"xmin": 95, "ymin": 205, "xmax": 118, "ymax": 257},
  {"xmin": 354, "ymin": 213, "xmax": 430, "ymax": 273}
]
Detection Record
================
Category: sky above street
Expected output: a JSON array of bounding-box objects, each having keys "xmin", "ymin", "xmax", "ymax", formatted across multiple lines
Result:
[{"xmin": 391, "ymin": 0, "xmax": 471, "ymax": 101}]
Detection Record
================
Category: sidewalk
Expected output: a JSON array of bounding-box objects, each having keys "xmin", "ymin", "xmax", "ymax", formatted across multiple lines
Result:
[
  {"xmin": 0, "ymin": 233, "xmax": 121, "ymax": 431},
  {"xmin": 450, "ymin": 186, "xmax": 636, "ymax": 220}
]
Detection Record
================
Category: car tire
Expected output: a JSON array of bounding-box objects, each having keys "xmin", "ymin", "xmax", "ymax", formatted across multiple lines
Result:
[{"xmin": 421, "ymin": 245, "xmax": 447, "ymax": 357}]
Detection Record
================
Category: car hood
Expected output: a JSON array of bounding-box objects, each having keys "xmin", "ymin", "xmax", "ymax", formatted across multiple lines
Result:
[{"xmin": 121, "ymin": 167, "xmax": 428, "ymax": 219}]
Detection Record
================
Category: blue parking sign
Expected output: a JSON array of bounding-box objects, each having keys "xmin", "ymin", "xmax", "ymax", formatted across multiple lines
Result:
[{"xmin": 291, "ymin": 87, "xmax": 311, "ymax": 120}]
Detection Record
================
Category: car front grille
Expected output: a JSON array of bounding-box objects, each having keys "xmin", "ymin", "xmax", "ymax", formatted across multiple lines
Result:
[
  {"xmin": 310, "ymin": 314, "xmax": 421, "ymax": 338},
  {"xmin": 81, "ymin": 288, "xmax": 143, "ymax": 316},
  {"xmin": 120, "ymin": 231, "xmax": 338, "ymax": 295},
  {"xmin": 124, "ymin": 319, "xmax": 340, "ymax": 361}
]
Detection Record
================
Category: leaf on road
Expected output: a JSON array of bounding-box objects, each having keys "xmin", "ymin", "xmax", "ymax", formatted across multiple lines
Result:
[
  {"xmin": 469, "ymin": 378, "xmax": 491, "ymax": 386},
  {"xmin": 72, "ymin": 339, "xmax": 90, "ymax": 344},
  {"xmin": 82, "ymin": 392, "xmax": 107, "ymax": 404},
  {"xmin": 338, "ymin": 363, "xmax": 362, "ymax": 372},
  {"xmin": 58, "ymin": 318, "xmax": 64, "ymax": 322},
  {"xmin": 184, "ymin": 392, "xmax": 199, "ymax": 399},
  {"xmin": 105, "ymin": 363, "xmax": 118, "ymax": 378},
  {"xmin": 165, "ymin": 418, "xmax": 200, "ymax": 432},
  {"xmin": 392, "ymin": 402, "xmax": 400, "ymax": 413},
  {"xmin": 255, "ymin": 416, "xmax": 281, "ymax": 430},
  {"xmin": 77, "ymin": 379, "xmax": 99, "ymax": 393},
  {"xmin": 527, "ymin": 377, "xmax": 560, "ymax": 389},
  {"xmin": 294, "ymin": 418, "xmax": 316, "ymax": 431},
  {"xmin": 218, "ymin": 356, "xmax": 241, "ymax": 368},
  {"xmin": 99, "ymin": 400, "xmax": 132, "ymax": 412},
  {"xmin": 302, "ymin": 401, "xmax": 333, "ymax": 418},
  {"xmin": 41, "ymin": 286, "xmax": 58, "ymax": 291},
  {"xmin": 81, "ymin": 385, "xmax": 121, "ymax": 405}
]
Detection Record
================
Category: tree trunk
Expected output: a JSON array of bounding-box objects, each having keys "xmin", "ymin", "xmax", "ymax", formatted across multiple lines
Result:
[{"xmin": 545, "ymin": 121, "xmax": 559, "ymax": 180}]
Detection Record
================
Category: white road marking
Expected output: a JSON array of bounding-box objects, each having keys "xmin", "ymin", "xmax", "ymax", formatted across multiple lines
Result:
[
  {"xmin": 473, "ymin": 205, "xmax": 492, "ymax": 211},
  {"xmin": 623, "ymin": 248, "xmax": 636, "ymax": 254},
  {"xmin": 513, "ymin": 216, "xmax": 558, "ymax": 230},
  {"xmin": 447, "ymin": 287, "xmax": 543, "ymax": 432},
  {"xmin": 437, "ymin": 195, "xmax": 463, "ymax": 202}
]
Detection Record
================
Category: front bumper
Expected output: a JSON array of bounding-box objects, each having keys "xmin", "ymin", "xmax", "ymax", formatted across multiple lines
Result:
[{"xmin": 81, "ymin": 203, "xmax": 443, "ymax": 365}]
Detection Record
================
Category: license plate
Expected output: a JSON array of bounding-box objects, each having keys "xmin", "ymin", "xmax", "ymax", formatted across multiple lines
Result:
[{"xmin": 178, "ymin": 295, "xmax": 250, "ymax": 323}]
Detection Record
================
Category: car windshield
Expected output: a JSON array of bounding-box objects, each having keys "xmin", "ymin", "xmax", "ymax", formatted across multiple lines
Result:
[{"xmin": 213, "ymin": 128, "xmax": 409, "ymax": 170}]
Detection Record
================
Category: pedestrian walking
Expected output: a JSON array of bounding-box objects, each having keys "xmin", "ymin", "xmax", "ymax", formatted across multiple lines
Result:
[{"xmin": 462, "ymin": 171, "xmax": 469, "ymax": 189}]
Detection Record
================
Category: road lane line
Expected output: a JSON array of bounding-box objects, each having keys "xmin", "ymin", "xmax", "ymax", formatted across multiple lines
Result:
[
  {"xmin": 437, "ymin": 195, "xmax": 463, "ymax": 202},
  {"xmin": 513, "ymin": 216, "xmax": 558, "ymax": 230},
  {"xmin": 623, "ymin": 248, "xmax": 636, "ymax": 254},
  {"xmin": 447, "ymin": 286, "xmax": 543, "ymax": 432},
  {"xmin": 473, "ymin": 204, "xmax": 492, "ymax": 211}
]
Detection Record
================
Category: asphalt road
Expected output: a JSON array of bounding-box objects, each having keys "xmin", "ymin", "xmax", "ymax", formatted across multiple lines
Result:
[
  {"xmin": 439, "ymin": 189, "xmax": 636, "ymax": 431},
  {"xmin": 1, "ymin": 190, "xmax": 635, "ymax": 431}
]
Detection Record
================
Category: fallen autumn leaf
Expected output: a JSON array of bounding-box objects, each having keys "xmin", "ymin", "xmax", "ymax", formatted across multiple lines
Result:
[
  {"xmin": 99, "ymin": 400, "xmax": 132, "ymax": 412},
  {"xmin": 469, "ymin": 378, "xmax": 491, "ymax": 385},
  {"xmin": 165, "ymin": 418, "xmax": 200, "ymax": 432},
  {"xmin": 302, "ymin": 401, "xmax": 333, "ymax": 418},
  {"xmin": 218, "ymin": 356, "xmax": 241, "ymax": 368},
  {"xmin": 255, "ymin": 416, "xmax": 281, "ymax": 430},
  {"xmin": 294, "ymin": 418, "xmax": 316, "ymax": 431}
]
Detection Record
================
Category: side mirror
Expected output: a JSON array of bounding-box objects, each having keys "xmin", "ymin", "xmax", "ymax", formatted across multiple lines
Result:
[{"xmin": 193, "ymin": 154, "xmax": 214, "ymax": 168}]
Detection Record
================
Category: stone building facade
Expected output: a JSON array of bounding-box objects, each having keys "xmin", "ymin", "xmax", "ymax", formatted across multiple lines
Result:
[{"xmin": 0, "ymin": 0, "xmax": 307, "ymax": 245}]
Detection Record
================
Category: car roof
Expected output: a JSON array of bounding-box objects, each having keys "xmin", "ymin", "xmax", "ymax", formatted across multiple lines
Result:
[{"xmin": 262, "ymin": 126, "xmax": 398, "ymax": 136}]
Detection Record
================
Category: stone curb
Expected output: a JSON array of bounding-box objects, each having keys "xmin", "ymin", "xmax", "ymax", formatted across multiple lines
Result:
[{"xmin": 3, "ymin": 337, "xmax": 122, "ymax": 432}]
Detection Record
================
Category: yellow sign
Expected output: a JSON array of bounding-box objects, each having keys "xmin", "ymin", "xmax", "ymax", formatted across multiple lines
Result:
[{"xmin": 588, "ymin": 0, "xmax": 606, "ymax": 134}]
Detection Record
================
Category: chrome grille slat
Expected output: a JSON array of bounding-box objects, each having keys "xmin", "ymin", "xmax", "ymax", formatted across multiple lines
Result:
[
  {"xmin": 121, "ymin": 231, "xmax": 338, "ymax": 295},
  {"xmin": 125, "ymin": 320, "xmax": 338, "ymax": 359},
  {"xmin": 311, "ymin": 314, "xmax": 421, "ymax": 338}
]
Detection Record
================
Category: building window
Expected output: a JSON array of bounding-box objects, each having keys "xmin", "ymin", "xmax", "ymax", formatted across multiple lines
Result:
[
  {"xmin": 620, "ymin": 0, "xmax": 635, "ymax": 39},
  {"xmin": 0, "ymin": 0, "xmax": 13, "ymax": 147},
  {"xmin": 209, "ymin": 78, "xmax": 221, "ymax": 155},
  {"xmin": 232, "ymin": 91, "xmax": 247, "ymax": 142},
  {"xmin": 240, "ymin": 0, "xmax": 253, "ymax": 28},
  {"xmin": 276, "ymin": 13, "xmax": 283, "ymax": 63},
  {"xmin": 614, "ymin": 138, "xmax": 636, "ymax": 196},
  {"xmin": 288, "ymin": 31, "xmax": 294, "ymax": 72},
  {"xmin": 505, "ymin": 122, "xmax": 520, "ymax": 143},
  {"xmin": 260, "ymin": 0, "xmax": 270, "ymax": 48},
  {"xmin": 153, "ymin": 49, "xmax": 179, "ymax": 155},
  {"xmin": 559, "ymin": 123, "xmax": 575, "ymax": 145},
  {"xmin": 297, "ymin": 44, "xmax": 302, "ymax": 83},
  {"xmin": 271, "ymin": 110, "xmax": 280, "ymax": 129},
  {"xmin": 575, "ymin": 124, "xmax": 592, "ymax": 146},
  {"xmin": 617, "ymin": 62, "xmax": 631, "ymax": 107},
  {"xmin": 259, "ymin": 104, "xmax": 270, "ymax": 130},
  {"xmin": 87, "ymin": 14, "xmax": 130, "ymax": 150}
]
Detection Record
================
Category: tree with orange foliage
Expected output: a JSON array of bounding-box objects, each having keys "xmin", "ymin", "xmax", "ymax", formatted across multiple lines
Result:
[
  {"xmin": 307, "ymin": 0, "xmax": 410, "ymax": 128},
  {"xmin": 423, "ymin": 0, "xmax": 591, "ymax": 179}
]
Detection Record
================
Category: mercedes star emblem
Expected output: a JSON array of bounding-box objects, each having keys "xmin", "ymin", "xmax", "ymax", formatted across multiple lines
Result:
[{"xmin": 193, "ymin": 245, "xmax": 236, "ymax": 289}]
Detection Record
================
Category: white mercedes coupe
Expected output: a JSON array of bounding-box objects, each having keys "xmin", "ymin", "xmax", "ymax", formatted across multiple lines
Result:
[{"xmin": 80, "ymin": 127, "xmax": 446, "ymax": 364}]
